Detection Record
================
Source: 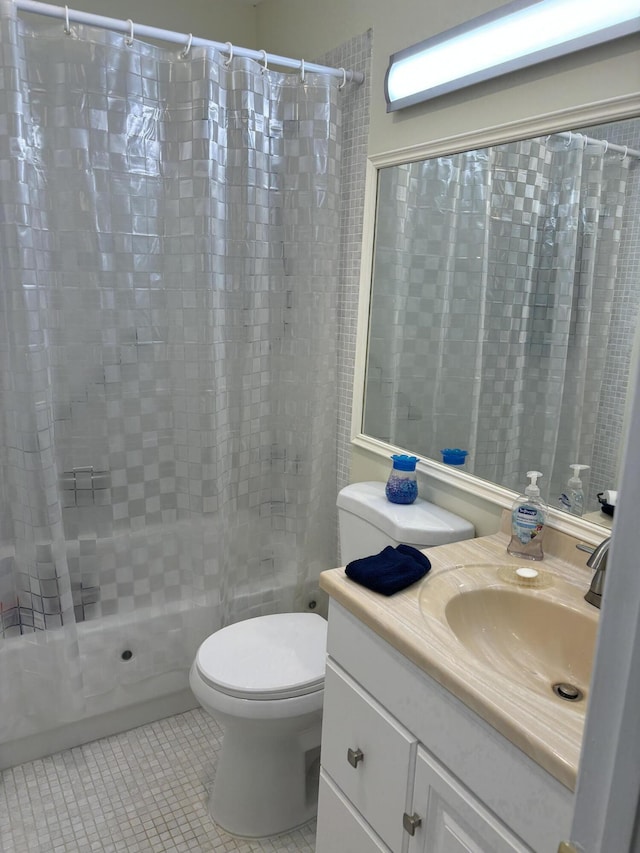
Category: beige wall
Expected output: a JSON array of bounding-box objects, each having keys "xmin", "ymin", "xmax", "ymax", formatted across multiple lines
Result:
[
  {"xmin": 27, "ymin": 0, "xmax": 640, "ymax": 153},
  {"xmin": 25, "ymin": 0, "xmax": 259, "ymax": 48},
  {"xmin": 256, "ymin": 0, "xmax": 639, "ymax": 155}
]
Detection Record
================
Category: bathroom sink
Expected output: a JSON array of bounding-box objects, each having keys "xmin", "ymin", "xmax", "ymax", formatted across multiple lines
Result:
[{"xmin": 419, "ymin": 564, "xmax": 599, "ymax": 706}]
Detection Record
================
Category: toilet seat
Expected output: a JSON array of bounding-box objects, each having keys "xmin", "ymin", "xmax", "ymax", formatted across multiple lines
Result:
[{"xmin": 195, "ymin": 612, "xmax": 327, "ymax": 701}]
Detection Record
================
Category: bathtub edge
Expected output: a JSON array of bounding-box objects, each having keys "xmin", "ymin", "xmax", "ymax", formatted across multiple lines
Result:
[{"xmin": 0, "ymin": 688, "xmax": 198, "ymax": 771}]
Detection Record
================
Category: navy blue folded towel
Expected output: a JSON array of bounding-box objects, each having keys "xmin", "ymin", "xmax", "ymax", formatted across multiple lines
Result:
[{"xmin": 345, "ymin": 544, "xmax": 431, "ymax": 596}]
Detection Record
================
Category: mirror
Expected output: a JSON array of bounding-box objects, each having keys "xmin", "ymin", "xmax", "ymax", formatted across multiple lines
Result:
[{"xmin": 363, "ymin": 117, "xmax": 640, "ymax": 520}]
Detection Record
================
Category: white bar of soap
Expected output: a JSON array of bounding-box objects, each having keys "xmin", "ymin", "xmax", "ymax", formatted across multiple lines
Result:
[{"xmin": 515, "ymin": 567, "xmax": 539, "ymax": 580}]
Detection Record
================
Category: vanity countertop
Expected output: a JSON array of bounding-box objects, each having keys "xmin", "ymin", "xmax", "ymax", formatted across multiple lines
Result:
[{"xmin": 319, "ymin": 527, "xmax": 600, "ymax": 791}]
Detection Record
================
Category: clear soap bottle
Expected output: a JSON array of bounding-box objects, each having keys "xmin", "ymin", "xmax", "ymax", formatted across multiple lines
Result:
[
  {"xmin": 565, "ymin": 464, "xmax": 589, "ymax": 517},
  {"xmin": 507, "ymin": 471, "xmax": 547, "ymax": 561}
]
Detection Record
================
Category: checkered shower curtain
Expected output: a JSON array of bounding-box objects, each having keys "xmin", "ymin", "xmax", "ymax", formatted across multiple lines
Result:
[{"xmin": 0, "ymin": 0, "xmax": 342, "ymax": 743}]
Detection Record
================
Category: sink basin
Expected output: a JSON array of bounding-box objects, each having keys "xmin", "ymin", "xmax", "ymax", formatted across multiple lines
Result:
[
  {"xmin": 419, "ymin": 564, "xmax": 599, "ymax": 706},
  {"xmin": 445, "ymin": 587, "xmax": 596, "ymax": 696}
]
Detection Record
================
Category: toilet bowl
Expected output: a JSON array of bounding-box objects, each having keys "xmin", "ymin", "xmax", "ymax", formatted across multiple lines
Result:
[
  {"xmin": 189, "ymin": 612, "xmax": 327, "ymax": 838},
  {"xmin": 190, "ymin": 481, "xmax": 474, "ymax": 838}
]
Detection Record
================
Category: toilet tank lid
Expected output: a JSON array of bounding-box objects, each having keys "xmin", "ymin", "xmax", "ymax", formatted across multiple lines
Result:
[{"xmin": 337, "ymin": 481, "xmax": 474, "ymax": 546}]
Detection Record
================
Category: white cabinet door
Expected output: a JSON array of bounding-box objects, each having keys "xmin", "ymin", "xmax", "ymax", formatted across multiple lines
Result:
[
  {"xmin": 321, "ymin": 661, "xmax": 417, "ymax": 852},
  {"xmin": 316, "ymin": 770, "xmax": 392, "ymax": 853},
  {"xmin": 407, "ymin": 747, "xmax": 532, "ymax": 853}
]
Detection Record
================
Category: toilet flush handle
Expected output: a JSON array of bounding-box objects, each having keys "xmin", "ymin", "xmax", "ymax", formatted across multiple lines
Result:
[{"xmin": 347, "ymin": 747, "xmax": 364, "ymax": 768}]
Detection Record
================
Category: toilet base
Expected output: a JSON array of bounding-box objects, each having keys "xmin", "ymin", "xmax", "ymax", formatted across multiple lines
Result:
[{"xmin": 209, "ymin": 713, "xmax": 322, "ymax": 838}]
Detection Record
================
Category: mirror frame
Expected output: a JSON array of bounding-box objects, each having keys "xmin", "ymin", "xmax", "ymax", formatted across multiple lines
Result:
[{"xmin": 352, "ymin": 92, "xmax": 640, "ymax": 544}]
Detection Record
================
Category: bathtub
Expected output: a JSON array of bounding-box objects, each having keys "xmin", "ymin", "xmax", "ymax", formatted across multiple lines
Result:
[
  {"xmin": 0, "ymin": 507, "xmax": 321, "ymax": 771},
  {"xmin": 0, "ymin": 593, "xmax": 215, "ymax": 770}
]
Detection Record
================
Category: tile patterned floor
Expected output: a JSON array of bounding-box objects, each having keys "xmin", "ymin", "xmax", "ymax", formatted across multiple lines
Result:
[{"xmin": 0, "ymin": 709, "xmax": 316, "ymax": 852}]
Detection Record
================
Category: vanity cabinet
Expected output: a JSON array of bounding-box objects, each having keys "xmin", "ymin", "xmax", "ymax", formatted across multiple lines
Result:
[
  {"xmin": 408, "ymin": 747, "xmax": 530, "ymax": 852},
  {"xmin": 318, "ymin": 662, "xmax": 529, "ymax": 853},
  {"xmin": 319, "ymin": 662, "xmax": 417, "ymax": 851},
  {"xmin": 316, "ymin": 600, "xmax": 574, "ymax": 853}
]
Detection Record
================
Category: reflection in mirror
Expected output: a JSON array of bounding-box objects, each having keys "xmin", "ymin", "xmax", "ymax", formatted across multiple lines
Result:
[{"xmin": 364, "ymin": 118, "xmax": 640, "ymax": 518}]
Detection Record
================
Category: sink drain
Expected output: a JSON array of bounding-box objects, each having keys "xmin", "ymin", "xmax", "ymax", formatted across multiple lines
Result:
[{"xmin": 552, "ymin": 682, "xmax": 584, "ymax": 702}]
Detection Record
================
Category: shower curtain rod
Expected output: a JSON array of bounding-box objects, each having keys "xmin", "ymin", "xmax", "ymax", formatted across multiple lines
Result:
[
  {"xmin": 15, "ymin": 0, "xmax": 365, "ymax": 85},
  {"xmin": 553, "ymin": 130, "xmax": 640, "ymax": 160}
]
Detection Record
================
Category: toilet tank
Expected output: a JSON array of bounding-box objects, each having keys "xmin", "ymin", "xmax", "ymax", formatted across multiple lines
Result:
[{"xmin": 337, "ymin": 481, "xmax": 474, "ymax": 565}]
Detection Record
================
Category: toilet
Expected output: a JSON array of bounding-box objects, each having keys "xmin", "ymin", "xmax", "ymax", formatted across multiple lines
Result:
[
  {"xmin": 337, "ymin": 481, "xmax": 475, "ymax": 563},
  {"xmin": 189, "ymin": 480, "xmax": 474, "ymax": 838}
]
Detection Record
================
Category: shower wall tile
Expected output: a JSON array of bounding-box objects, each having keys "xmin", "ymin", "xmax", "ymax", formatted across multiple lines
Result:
[{"xmin": 317, "ymin": 31, "xmax": 373, "ymax": 493}]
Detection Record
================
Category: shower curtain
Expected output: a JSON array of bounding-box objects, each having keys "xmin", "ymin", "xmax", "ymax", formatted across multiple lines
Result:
[
  {"xmin": 366, "ymin": 133, "xmax": 629, "ymax": 506},
  {"xmin": 0, "ymin": 1, "xmax": 341, "ymax": 742}
]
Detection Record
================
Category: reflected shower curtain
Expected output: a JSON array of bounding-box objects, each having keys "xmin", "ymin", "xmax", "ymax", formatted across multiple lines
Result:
[
  {"xmin": 367, "ymin": 134, "xmax": 629, "ymax": 505},
  {"xmin": 0, "ymin": 1, "xmax": 341, "ymax": 742}
]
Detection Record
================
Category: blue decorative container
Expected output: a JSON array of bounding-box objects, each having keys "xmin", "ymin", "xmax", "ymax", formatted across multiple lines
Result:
[
  {"xmin": 385, "ymin": 455, "xmax": 419, "ymax": 504},
  {"xmin": 440, "ymin": 448, "xmax": 468, "ymax": 467}
]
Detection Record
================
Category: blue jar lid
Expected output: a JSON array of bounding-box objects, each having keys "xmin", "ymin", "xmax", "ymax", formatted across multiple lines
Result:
[
  {"xmin": 440, "ymin": 448, "xmax": 468, "ymax": 466},
  {"xmin": 390, "ymin": 454, "xmax": 419, "ymax": 472}
]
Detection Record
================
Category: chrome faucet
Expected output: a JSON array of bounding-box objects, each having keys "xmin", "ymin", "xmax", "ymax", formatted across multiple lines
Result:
[{"xmin": 582, "ymin": 537, "xmax": 611, "ymax": 609}]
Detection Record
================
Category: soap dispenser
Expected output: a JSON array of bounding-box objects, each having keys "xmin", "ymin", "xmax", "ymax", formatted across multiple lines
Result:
[
  {"xmin": 507, "ymin": 471, "xmax": 547, "ymax": 561},
  {"xmin": 560, "ymin": 464, "xmax": 590, "ymax": 517}
]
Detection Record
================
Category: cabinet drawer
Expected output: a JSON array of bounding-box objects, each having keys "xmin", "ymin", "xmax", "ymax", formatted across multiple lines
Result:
[
  {"xmin": 321, "ymin": 660, "xmax": 417, "ymax": 852},
  {"xmin": 316, "ymin": 770, "xmax": 392, "ymax": 853},
  {"xmin": 408, "ymin": 747, "xmax": 532, "ymax": 853}
]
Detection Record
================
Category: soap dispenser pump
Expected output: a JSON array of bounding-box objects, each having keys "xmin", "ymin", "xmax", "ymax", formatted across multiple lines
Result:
[
  {"xmin": 561, "ymin": 464, "xmax": 590, "ymax": 517},
  {"xmin": 507, "ymin": 470, "xmax": 547, "ymax": 561}
]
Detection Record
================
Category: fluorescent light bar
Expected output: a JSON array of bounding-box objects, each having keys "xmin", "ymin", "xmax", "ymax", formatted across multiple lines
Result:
[{"xmin": 385, "ymin": 0, "xmax": 640, "ymax": 111}]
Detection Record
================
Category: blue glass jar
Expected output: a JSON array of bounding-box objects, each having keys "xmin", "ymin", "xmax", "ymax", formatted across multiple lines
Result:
[
  {"xmin": 385, "ymin": 455, "xmax": 419, "ymax": 504},
  {"xmin": 440, "ymin": 448, "xmax": 468, "ymax": 467}
]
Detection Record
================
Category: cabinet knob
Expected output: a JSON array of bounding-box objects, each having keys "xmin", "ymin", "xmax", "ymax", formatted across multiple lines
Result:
[
  {"xmin": 403, "ymin": 812, "xmax": 422, "ymax": 836},
  {"xmin": 347, "ymin": 747, "xmax": 364, "ymax": 768}
]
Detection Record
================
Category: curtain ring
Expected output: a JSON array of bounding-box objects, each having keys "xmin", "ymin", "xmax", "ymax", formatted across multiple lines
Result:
[
  {"xmin": 602, "ymin": 140, "xmax": 609, "ymax": 154},
  {"xmin": 620, "ymin": 145, "xmax": 629, "ymax": 161},
  {"xmin": 224, "ymin": 42, "xmax": 233, "ymax": 67},
  {"xmin": 259, "ymin": 49, "xmax": 268, "ymax": 74},
  {"xmin": 124, "ymin": 19, "xmax": 134, "ymax": 47},
  {"xmin": 300, "ymin": 58, "xmax": 305, "ymax": 82},
  {"xmin": 565, "ymin": 131, "xmax": 573, "ymax": 148},
  {"xmin": 181, "ymin": 33, "xmax": 193, "ymax": 59},
  {"xmin": 63, "ymin": 5, "xmax": 71, "ymax": 35},
  {"xmin": 338, "ymin": 67, "xmax": 347, "ymax": 90}
]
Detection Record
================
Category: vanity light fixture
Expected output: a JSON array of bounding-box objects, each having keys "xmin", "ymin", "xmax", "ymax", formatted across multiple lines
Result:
[{"xmin": 385, "ymin": 0, "xmax": 640, "ymax": 111}]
